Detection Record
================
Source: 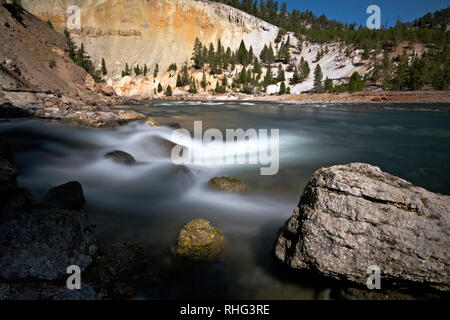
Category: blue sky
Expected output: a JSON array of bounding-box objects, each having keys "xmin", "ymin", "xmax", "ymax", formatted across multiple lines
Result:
[{"xmin": 283, "ymin": 0, "xmax": 449, "ymax": 27}]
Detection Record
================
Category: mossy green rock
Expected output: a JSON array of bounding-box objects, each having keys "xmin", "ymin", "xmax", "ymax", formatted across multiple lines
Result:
[
  {"xmin": 208, "ymin": 176, "xmax": 248, "ymax": 193},
  {"xmin": 176, "ymin": 219, "xmax": 225, "ymax": 262}
]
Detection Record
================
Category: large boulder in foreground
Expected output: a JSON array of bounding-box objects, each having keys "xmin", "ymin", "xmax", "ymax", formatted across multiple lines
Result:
[
  {"xmin": 0, "ymin": 209, "xmax": 98, "ymax": 281},
  {"xmin": 176, "ymin": 219, "xmax": 225, "ymax": 262},
  {"xmin": 274, "ymin": 163, "xmax": 450, "ymax": 291}
]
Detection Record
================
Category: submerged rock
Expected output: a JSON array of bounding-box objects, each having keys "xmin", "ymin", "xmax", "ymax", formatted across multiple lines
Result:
[
  {"xmin": 0, "ymin": 158, "xmax": 17, "ymax": 192},
  {"xmin": 105, "ymin": 150, "xmax": 136, "ymax": 165},
  {"xmin": 208, "ymin": 176, "xmax": 248, "ymax": 193},
  {"xmin": 42, "ymin": 181, "xmax": 86, "ymax": 211},
  {"xmin": 144, "ymin": 117, "xmax": 160, "ymax": 127},
  {"xmin": 94, "ymin": 241, "xmax": 147, "ymax": 284},
  {"xmin": 0, "ymin": 136, "xmax": 13, "ymax": 163},
  {"xmin": 176, "ymin": 219, "xmax": 225, "ymax": 262},
  {"xmin": 274, "ymin": 163, "xmax": 450, "ymax": 291}
]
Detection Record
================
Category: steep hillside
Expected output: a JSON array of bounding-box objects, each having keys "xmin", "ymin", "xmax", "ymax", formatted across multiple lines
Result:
[
  {"xmin": 0, "ymin": 0, "xmax": 99, "ymax": 96},
  {"xmin": 22, "ymin": 0, "xmax": 279, "ymax": 78}
]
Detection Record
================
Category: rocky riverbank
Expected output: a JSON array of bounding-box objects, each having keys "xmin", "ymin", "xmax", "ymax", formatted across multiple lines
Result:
[
  {"xmin": 0, "ymin": 138, "xmax": 157, "ymax": 300},
  {"xmin": 0, "ymin": 98, "xmax": 158, "ymax": 128},
  {"xmin": 149, "ymin": 90, "xmax": 450, "ymax": 106}
]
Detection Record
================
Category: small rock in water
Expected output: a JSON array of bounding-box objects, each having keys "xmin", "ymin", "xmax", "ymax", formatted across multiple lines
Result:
[
  {"xmin": 144, "ymin": 117, "xmax": 160, "ymax": 127},
  {"xmin": 208, "ymin": 176, "xmax": 248, "ymax": 193},
  {"xmin": 43, "ymin": 181, "xmax": 86, "ymax": 211},
  {"xmin": 116, "ymin": 110, "xmax": 146, "ymax": 122},
  {"xmin": 105, "ymin": 150, "xmax": 136, "ymax": 165},
  {"xmin": 176, "ymin": 219, "xmax": 225, "ymax": 262}
]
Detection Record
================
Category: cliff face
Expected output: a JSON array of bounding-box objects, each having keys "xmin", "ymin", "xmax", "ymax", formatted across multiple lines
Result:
[{"xmin": 22, "ymin": 0, "xmax": 278, "ymax": 78}]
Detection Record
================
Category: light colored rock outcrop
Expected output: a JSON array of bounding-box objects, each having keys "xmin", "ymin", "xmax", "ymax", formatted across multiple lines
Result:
[
  {"xmin": 22, "ymin": 0, "xmax": 278, "ymax": 78},
  {"xmin": 274, "ymin": 163, "xmax": 450, "ymax": 291}
]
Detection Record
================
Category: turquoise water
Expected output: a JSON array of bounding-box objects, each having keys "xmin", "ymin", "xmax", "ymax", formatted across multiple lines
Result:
[{"xmin": 1, "ymin": 102, "xmax": 449, "ymax": 299}]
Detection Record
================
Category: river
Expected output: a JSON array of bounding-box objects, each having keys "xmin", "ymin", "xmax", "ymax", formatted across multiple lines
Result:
[{"xmin": 1, "ymin": 101, "xmax": 449, "ymax": 299}]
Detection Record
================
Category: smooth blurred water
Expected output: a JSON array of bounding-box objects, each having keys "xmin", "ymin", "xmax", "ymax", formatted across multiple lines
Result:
[{"xmin": 1, "ymin": 102, "xmax": 449, "ymax": 299}]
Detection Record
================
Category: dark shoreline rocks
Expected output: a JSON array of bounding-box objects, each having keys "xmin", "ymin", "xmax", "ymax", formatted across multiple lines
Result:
[
  {"xmin": 42, "ymin": 181, "xmax": 86, "ymax": 210},
  {"xmin": 0, "ymin": 208, "xmax": 98, "ymax": 281},
  {"xmin": 0, "ymin": 157, "xmax": 17, "ymax": 192},
  {"xmin": 274, "ymin": 163, "xmax": 450, "ymax": 292},
  {"xmin": 0, "ymin": 143, "xmax": 148, "ymax": 300}
]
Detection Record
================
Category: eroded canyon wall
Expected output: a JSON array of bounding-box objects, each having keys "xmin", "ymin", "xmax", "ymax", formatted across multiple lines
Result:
[{"xmin": 22, "ymin": 0, "xmax": 279, "ymax": 78}]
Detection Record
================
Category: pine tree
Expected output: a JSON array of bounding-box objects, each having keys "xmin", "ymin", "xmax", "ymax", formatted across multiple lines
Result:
[
  {"xmin": 314, "ymin": 64, "xmax": 323, "ymax": 92},
  {"xmin": 264, "ymin": 66, "xmax": 274, "ymax": 86},
  {"xmin": 207, "ymin": 43, "xmax": 215, "ymax": 65},
  {"xmin": 168, "ymin": 63, "xmax": 177, "ymax": 72},
  {"xmin": 267, "ymin": 43, "xmax": 275, "ymax": 64},
  {"xmin": 201, "ymin": 72, "xmax": 207, "ymax": 89},
  {"xmin": 64, "ymin": 30, "xmax": 77, "ymax": 61},
  {"xmin": 143, "ymin": 64, "xmax": 148, "ymax": 76},
  {"xmin": 192, "ymin": 38, "xmax": 204, "ymax": 69},
  {"xmin": 222, "ymin": 74, "xmax": 228, "ymax": 88},
  {"xmin": 299, "ymin": 57, "xmax": 310, "ymax": 81},
  {"xmin": 165, "ymin": 85, "xmax": 173, "ymax": 96},
  {"xmin": 180, "ymin": 64, "xmax": 189, "ymax": 86},
  {"xmin": 290, "ymin": 67, "xmax": 300, "ymax": 85},
  {"xmin": 154, "ymin": 64, "xmax": 159, "ymax": 78},
  {"xmin": 260, "ymin": 44, "xmax": 268, "ymax": 63},
  {"xmin": 279, "ymin": 81, "xmax": 287, "ymax": 95},
  {"xmin": 253, "ymin": 58, "xmax": 262, "ymax": 76},
  {"xmin": 134, "ymin": 64, "xmax": 142, "ymax": 76},
  {"xmin": 157, "ymin": 83, "xmax": 163, "ymax": 93},
  {"xmin": 248, "ymin": 46, "xmax": 255, "ymax": 64},
  {"xmin": 101, "ymin": 58, "xmax": 107, "ymax": 76},
  {"xmin": 239, "ymin": 67, "xmax": 248, "ymax": 85},
  {"xmin": 189, "ymin": 77, "xmax": 198, "ymax": 94},
  {"xmin": 324, "ymin": 77, "xmax": 333, "ymax": 92},
  {"xmin": 348, "ymin": 72, "xmax": 364, "ymax": 92},
  {"xmin": 122, "ymin": 63, "xmax": 131, "ymax": 77},
  {"xmin": 382, "ymin": 51, "xmax": 391, "ymax": 89},
  {"xmin": 176, "ymin": 74, "xmax": 182, "ymax": 87},
  {"xmin": 392, "ymin": 51, "xmax": 408, "ymax": 90},
  {"xmin": 47, "ymin": 19, "xmax": 54, "ymax": 29},
  {"xmin": 237, "ymin": 40, "xmax": 248, "ymax": 66},
  {"xmin": 277, "ymin": 64, "xmax": 285, "ymax": 82},
  {"xmin": 277, "ymin": 40, "xmax": 291, "ymax": 63}
]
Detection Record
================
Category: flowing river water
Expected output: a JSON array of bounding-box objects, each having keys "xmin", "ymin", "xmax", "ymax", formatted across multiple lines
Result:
[{"xmin": 1, "ymin": 102, "xmax": 449, "ymax": 299}]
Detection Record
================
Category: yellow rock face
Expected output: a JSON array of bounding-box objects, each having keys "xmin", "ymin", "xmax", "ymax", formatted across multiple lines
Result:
[{"xmin": 22, "ymin": 0, "xmax": 278, "ymax": 78}]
